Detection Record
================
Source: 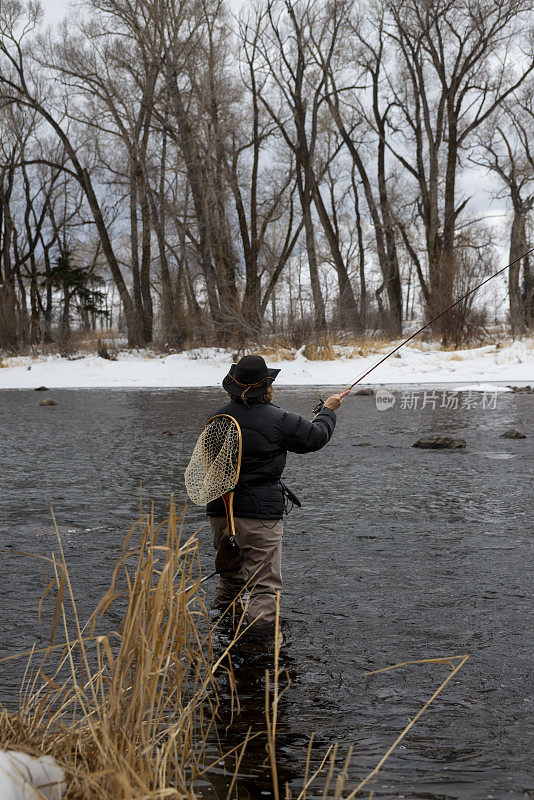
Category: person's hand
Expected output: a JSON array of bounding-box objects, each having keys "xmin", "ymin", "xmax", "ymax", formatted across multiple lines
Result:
[{"xmin": 323, "ymin": 388, "xmax": 351, "ymax": 411}]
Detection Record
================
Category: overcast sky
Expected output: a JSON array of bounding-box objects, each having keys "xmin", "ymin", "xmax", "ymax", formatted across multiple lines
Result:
[
  {"xmin": 43, "ymin": 0, "xmax": 70, "ymax": 24},
  {"xmin": 43, "ymin": 0, "xmax": 245, "ymax": 24}
]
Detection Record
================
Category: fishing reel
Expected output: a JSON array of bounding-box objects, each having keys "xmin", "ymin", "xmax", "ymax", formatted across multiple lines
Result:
[{"xmin": 313, "ymin": 399, "xmax": 325, "ymax": 415}]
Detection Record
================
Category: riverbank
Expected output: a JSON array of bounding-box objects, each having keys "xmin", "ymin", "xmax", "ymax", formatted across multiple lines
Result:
[{"xmin": 0, "ymin": 337, "xmax": 533, "ymax": 389}]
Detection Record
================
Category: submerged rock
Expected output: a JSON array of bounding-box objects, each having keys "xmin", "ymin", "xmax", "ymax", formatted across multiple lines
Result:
[
  {"xmin": 354, "ymin": 387, "xmax": 375, "ymax": 395},
  {"xmin": 500, "ymin": 428, "xmax": 527, "ymax": 439},
  {"xmin": 40, "ymin": 397, "xmax": 57, "ymax": 407},
  {"xmin": 413, "ymin": 435, "xmax": 466, "ymax": 449}
]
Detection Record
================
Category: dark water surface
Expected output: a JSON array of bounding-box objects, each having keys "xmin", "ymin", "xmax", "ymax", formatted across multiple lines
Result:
[{"xmin": 0, "ymin": 386, "xmax": 533, "ymax": 799}]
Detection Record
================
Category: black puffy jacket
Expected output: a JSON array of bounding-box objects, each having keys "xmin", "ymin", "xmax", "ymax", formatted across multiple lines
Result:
[{"xmin": 205, "ymin": 400, "xmax": 336, "ymax": 520}]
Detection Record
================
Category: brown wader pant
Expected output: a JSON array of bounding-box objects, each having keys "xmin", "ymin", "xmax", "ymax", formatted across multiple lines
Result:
[{"xmin": 209, "ymin": 516, "xmax": 283, "ymax": 624}]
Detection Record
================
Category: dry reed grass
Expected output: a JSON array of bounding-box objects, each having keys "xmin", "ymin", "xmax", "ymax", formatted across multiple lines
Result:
[
  {"xmin": 256, "ymin": 342, "xmax": 298, "ymax": 361},
  {"xmin": 302, "ymin": 337, "xmax": 338, "ymax": 361},
  {"xmin": 67, "ymin": 329, "xmax": 123, "ymax": 353},
  {"xmin": 0, "ymin": 499, "xmax": 240, "ymax": 799},
  {"xmin": 0, "ymin": 501, "xmax": 470, "ymax": 799},
  {"xmin": 342, "ymin": 337, "xmax": 396, "ymax": 359},
  {"xmin": 301, "ymin": 333, "xmax": 393, "ymax": 360},
  {"xmin": 252, "ymin": 333, "xmax": 398, "ymax": 362}
]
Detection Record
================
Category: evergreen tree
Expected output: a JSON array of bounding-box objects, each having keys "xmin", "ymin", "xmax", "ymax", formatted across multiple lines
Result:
[{"xmin": 47, "ymin": 248, "xmax": 109, "ymax": 341}]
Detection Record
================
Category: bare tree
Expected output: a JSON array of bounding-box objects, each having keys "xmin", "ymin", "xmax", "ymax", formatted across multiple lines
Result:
[
  {"xmin": 247, "ymin": 0, "xmax": 369, "ymax": 332},
  {"xmin": 0, "ymin": 3, "xmax": 146, "ymax": 345},
  {"xmin": 2, "ymin": 0, "xmax": 532, "ymax": 350},
  {"xmin": 383, "ymin": 0, "xmax": 533, "ymax": 340},
  {"xmin": 312, "ymin": 1, "xmax": 403, "ymax": 334},
  {"xmin": 471, "ymin": 90, "xmax": 533, "ymax": 333}
]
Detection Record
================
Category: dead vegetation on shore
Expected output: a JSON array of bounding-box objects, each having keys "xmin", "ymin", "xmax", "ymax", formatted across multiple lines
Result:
[
  {"xmin": 0, "ymin": 500, "xmax": 231, "ymax": 798},
  {"xmin": 0, "ymin": 501, "xmax": 469, "ymax": 799},
  {"xmin": 1, "ymin": 322, "xmax": 523, "ymax": 366}
]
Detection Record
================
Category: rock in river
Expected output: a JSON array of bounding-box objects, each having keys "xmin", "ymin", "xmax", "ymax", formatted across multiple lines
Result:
[
  {"xmin": 34, "ymin": 386, "xmax": 48, "ymax": 391},
  {"xmin": 40, "ymin": 397, "xmax": 57, "ymax": 407},
  {"xmin": 500, "ymin": 428, "xmax": 526, "ymax": 439},
  {"xmin": 507, "ymin": 385, "xmax": 533, "ymax": 393},
  {"xmin": 413, "ymin": 435, "xmax": 466, "ymax": 449},
  {"xmin": 355, "ymin": 387, "xmax": 375, "ymax": 395}
]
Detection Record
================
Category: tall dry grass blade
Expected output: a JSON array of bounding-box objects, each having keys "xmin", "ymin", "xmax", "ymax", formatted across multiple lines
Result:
[
  {"xmin": 333, "ymin": 746, "xmax": 353, "ymax": 800},
  {"xmin": 265, "ymin": 591, "xmax": 283, "ymax": 800},
  {"xmin": 49, "ymin": 561, "xmax": 67, "ymax": 648},
  {"xmin": 320, "ymin": 742, "xmax": 339, "ymax": 800},
  {"xmin": 343, "ymin": 655, "xmax": 470, "ymax": 799}
]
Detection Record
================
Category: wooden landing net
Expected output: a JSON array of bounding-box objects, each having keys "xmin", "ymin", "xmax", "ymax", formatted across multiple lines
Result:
[{"xmin": 184, "ymin": 414, "xmax": 242, "ymax": 506}]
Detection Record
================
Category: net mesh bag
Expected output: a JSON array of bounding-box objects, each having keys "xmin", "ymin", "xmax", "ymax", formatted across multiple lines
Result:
[{"xmin": 184, "ymin": 415, "xmax": 241, "ymax": 505}]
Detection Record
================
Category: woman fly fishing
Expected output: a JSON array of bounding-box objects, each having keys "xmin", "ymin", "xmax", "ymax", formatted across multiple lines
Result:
[{"xmin": 204, "ymin": 355, "xmax": 349, "ymax": 637}]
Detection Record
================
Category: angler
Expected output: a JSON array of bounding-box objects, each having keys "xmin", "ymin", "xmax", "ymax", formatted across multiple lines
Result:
[
  {"xmin": 184, "ymin": 248, "xmax": 534, "ymax": 638},
  {"xmin": 204, "ymin": 355, "xmax": 348, "ymax": 636}
]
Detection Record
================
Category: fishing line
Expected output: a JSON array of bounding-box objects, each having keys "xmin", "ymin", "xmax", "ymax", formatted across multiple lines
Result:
[
  {"xmin": 343, "ymin": 247, "xmax": 534, "ymax": 392},
  {"xmin": 198, "ymin": 247, "xmax": 533, "ymax": 585}
]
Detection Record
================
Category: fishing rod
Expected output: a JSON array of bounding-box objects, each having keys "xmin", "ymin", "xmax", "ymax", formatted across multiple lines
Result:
[
  {"xmin": 197, "ymin": 247, "xmax": 534, "ymax": 586},
  {"xmin": 313, "ymin": 246, "xmax": 534, "ymax": 412}
]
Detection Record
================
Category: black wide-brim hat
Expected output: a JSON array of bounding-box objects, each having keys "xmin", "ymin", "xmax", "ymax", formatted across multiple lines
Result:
[{"xmin": 222, "ymin": 355, "xmax": 280, "ymax": 399}]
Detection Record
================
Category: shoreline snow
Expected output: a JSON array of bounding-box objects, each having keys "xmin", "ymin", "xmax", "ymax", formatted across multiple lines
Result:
[{"xmin": 0, "ymin": 340, "xmax": 532, "ymax": 390}]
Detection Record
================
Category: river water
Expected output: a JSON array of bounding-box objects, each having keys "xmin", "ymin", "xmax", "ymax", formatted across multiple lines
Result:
[{"xmin": 0, "ymin": 386, "xmax": 532, "ymax": 799}]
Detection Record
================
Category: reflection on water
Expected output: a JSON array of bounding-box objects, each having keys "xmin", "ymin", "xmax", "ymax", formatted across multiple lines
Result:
[
  {"xmin": 474, "ymin": 451, "xmax": 518, "ymax": 460},
  {"xmin": 0, "ymin": 386, "xmax": 532, "ymax": 799}
]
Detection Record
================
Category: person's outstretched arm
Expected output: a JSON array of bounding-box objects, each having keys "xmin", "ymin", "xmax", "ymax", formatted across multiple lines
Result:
[{"xmin": 279, "ymin": 390, "xmax": 350, "ymax": 454}]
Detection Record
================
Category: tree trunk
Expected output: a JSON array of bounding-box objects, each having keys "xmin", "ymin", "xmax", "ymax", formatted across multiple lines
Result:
[
  {"xmin": 0, "ymin": 183, "xmax": 18, "ymax": 349},
  {"xmin": 297, "ymin": 166, "xmax": 326, "ymax": 329},
  {"xmin": 352, "ymin": 171, "xmax": 367, "ymax": 326},
  {"xmin": 166, "ymin": 75, "xmax": 221, "ymax": 326},
  {"xmin": 522, "ymin": 250, "xmax": 533, "ymax": 329},
  {"xmin": 129, "ymin": 157, "xmax": 145, "ymax": 340},
  {"xmin": 139, "ymin": 176, "xmax": 153, "ymax": 343},
  {"xmin": 312, "ymin": 180, "xmax": 361, "ymax": 330},
  {"xmin": 509, "ymin": 207, "xmax": 528, "ymax": 335},
  {"xmin": 42, "ymin": 241, "xmax": 54, "ymax": 343},
  {"xmin": 61, "ymin": 281, "xmax": 71, "ymax": 343},
  {"xmin": 30, "ymin": 268, "xmax": 41, "ymax": 343},
  {"xmin": 435, "ymin": 115, "xmax": 459, "ymax": 343},
  {"xmin": 373, "ymin": 61, "xmax": 402, "ymax": 336}
]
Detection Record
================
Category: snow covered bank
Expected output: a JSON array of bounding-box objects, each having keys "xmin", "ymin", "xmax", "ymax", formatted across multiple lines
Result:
[
  {"xmin": 0, "ymin": 339, "xmax": 532, "ymax": 389},
  {"xmin": 0, "ymin": 750, "xmax": 65, "ymax": 799}
]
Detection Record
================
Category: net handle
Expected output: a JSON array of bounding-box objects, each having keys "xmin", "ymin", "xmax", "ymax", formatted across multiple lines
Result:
[{"xmin": 222, "ymin": 491, "xmax": 237, "ymax": 538}]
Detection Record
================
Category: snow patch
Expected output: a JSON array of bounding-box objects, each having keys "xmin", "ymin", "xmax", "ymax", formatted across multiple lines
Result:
[
  {"xmin": 451, "ymin": 383, "xmax": 512, "ymax": 393},
  {"xmin": 0, "ymin": 751, "xmax": 66, "ymax": 799},
  {"xmin": 0, "ymin": 339, "xmax": 532, "ymax": 389}
]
